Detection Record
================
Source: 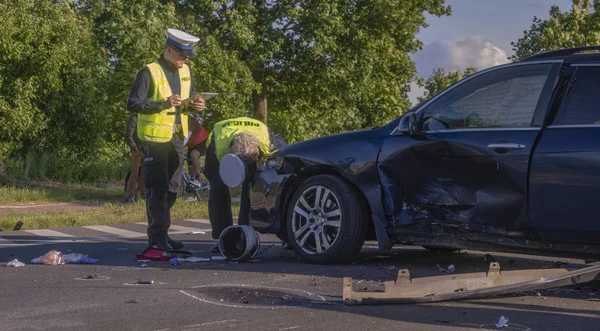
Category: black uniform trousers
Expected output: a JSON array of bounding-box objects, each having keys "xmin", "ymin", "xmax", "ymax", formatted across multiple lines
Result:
[
  {"xmin": 203, "ymin": 135, "xmax": 256, "ymax": 240},
  {"xmin": 143, "ymin": 133, "xmax": 185, "ymax": 245}
]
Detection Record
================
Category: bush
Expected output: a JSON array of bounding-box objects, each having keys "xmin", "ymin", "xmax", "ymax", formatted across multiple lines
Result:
[{"xmin": 3, "ymin": 142, "xmax": 129, "ymax": 184}]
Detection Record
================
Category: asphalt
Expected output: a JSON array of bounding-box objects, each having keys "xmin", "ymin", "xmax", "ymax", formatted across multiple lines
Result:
[{"xmin": 0, "ymin": 221, "xmax": 599, "ymax": 331}]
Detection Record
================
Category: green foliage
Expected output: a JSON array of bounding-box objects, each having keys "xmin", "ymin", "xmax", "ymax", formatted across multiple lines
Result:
[
  {"xmin": 416, "ymin": 67, "xmax": 478, "ymax": 103},
  {"xmin": 0, "ymin": 199, "xmax": 231, "ymax": 231},
  {"xmin": 0, "ymin": 0, "xmax": 108, "ymax": 159},
  {"xmin": 0, "ymin": 0, "xmax": 452, "ymax": 182},
  {"xmin": 76, "ymin": 0, "xmax": 181, "ymax": 143},
  {"xmin": 510, "ymin": 0, "xmax": 600, "ymax": 61},
  {"xmin": 173, "ymin": 0, "xmax": 451, "ymax": 143},
  {"xmin": 5, "ymin": 144, "xmax": 128, "ymax": 183},
  {"xmin": 0, "ymin": 182, "xmax": 123, "ymax": 204}
]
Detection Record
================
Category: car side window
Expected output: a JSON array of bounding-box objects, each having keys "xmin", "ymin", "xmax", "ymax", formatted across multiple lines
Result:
[
  {"xmin": 420, "ymin": 63, "xmax": 554, "ymax": 131},
  {"xmin": 553, "ymin": 66, "xmax": 600, "ymax": 125}
]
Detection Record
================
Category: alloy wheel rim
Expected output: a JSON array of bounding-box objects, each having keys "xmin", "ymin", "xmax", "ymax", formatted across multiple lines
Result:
[{"xmin": 291, "ymin": 185, "xmax": 342, "ymax": 255}]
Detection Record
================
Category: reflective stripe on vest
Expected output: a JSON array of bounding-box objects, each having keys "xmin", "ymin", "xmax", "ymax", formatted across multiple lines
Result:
[
  {"xmin": 137, "ymin": 62, "xmax": 191, "ymax": 143},
  {"xmin": 207, "ymin": 117, "xmax": 271, "ymax": 162}
]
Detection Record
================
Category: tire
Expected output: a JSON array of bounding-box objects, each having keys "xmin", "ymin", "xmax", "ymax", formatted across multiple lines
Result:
[{"xmin": 285, "ymin": 174, "xmax": 368, "ymax": 264}]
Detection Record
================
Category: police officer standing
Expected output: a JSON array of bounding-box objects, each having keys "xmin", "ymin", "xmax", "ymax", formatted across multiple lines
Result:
[{"xmin": 127, "ymin": 28, "xmax": 205, "ymax": 251}]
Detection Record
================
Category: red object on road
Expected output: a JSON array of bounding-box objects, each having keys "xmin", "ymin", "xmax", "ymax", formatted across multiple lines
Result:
[{"xmin": 136, "ymin": 248, "xmax": 193, "ymax": 261}]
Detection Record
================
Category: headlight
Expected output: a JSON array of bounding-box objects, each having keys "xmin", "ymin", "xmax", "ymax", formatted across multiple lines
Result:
[{"xmin": 265, "ymin": 156, "xmax": 284, "ymax": 170}]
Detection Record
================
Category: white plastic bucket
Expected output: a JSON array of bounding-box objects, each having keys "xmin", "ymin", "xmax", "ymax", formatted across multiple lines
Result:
[{"xmin": 217, "ymin": 225, "xmax": 260, "ymax": 262}]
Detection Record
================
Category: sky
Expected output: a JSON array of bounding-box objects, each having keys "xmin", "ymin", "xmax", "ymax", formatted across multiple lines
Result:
[{"xmin": 408, "ymin": 0, "xmax": 575, "ymax": 104}]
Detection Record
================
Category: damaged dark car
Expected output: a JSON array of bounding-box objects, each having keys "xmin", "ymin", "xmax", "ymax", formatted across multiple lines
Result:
[{"xmin": 249, "ymin": 46, "xmax": 600, "ymax": 264}]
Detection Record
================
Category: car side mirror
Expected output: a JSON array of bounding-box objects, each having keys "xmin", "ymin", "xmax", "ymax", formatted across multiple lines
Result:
[{"xmin": 398, "ymin": 112, "xmax": 417, "ymax": 135}]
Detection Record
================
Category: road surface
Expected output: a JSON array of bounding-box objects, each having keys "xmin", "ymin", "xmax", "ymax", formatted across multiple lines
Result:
[{"xmin": 1, "ymin": 219, "xmax": 598, "ymax": 331}]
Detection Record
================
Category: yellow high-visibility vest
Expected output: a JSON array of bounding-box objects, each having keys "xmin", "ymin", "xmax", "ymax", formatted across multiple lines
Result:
[
  {"xmin": 137, "ymin": 62, "xmax": 191, "ymax": 142},
  {"xmin": 207, "ymin": 117, "xmax": 271, "ymax": 162}
]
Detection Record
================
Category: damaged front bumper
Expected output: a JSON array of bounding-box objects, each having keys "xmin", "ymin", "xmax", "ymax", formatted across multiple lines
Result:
[
  {"xmin": 343, "ymin": 261, "xmax": 600, "ymax": 305},
  {"xmin": 249, "ymin": 166, "xmax": 294, "ymax": 234}
]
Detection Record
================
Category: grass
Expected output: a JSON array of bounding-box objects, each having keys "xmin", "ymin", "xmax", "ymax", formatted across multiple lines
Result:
[
  {"xmin": 0, "ymin": 181, "xmax": 124, "ymax": 204},
  {"xmin": 0, "ymin": 199, "xmax": 241, "ymax": 231}
]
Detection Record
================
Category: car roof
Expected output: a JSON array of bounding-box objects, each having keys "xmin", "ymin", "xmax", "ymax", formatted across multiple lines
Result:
[{"xmin": 520, "ymin": 45, "xmax": 600, "ymax": 63}]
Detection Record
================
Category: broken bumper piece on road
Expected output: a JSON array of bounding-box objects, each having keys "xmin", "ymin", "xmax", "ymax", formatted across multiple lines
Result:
[{"xmin": 343, "ymin": 261, "xmax": 600, "ymax": 305}]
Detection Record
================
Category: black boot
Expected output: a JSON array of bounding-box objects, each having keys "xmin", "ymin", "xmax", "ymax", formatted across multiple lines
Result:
[
  {"xmin": 168, "ymin": 237, "xmax": 185, "ymax": 250},
  {"xmin": 149, "ymin": 242, "xmax": 172, "ymax": 251}
]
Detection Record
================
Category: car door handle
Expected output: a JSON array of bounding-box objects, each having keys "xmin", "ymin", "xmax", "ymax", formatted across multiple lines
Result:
[{"xmin": 487, "ymin": 143, "xmax": 526, "ymax": 150}]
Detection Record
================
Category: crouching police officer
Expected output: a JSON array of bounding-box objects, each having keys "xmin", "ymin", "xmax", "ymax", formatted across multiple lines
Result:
[
  {"xmin": 127, "ymin": 28, "xmax": 205, "ymax": 251},
  {"xmin": 203, "ymin": 117, "xmax": 286, "ymax": 253}
]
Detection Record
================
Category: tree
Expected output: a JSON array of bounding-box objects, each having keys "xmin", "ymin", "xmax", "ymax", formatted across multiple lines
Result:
[
  {"xmin": 0, "ymin": 0, "xmax": 454, "ymax": 182},
  {"xmin": 78, "ymin": 0, "xmax": 260, "ymax": 138},
  {"xmin": 0, "ymin": 0, "xmax": 107, "ymax": 159},
  {"xmin": 510, "ymin": 0, "xmax": 600, "ymax": 61},
  {"xmin": 174, "ymin": 0, "xmax": 452, "ymax": 142},
  {"xmin": 416, "ymin": 67, "xmax": 478, "ymax": 103}
]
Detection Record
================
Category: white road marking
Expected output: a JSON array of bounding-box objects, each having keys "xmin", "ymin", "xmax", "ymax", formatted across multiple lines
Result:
[
  {"xmin": 0, "ymin": 237, "xmax": 17, "ymax": 247},
  {"xmin": 136, "ymin": 222, "xmax": 211, "ymax": 235},
  {"xmin": 24, "ymin": 229, "xmax": 76, "ymax": 241},
  {"xmin": 182, "ymin": 219, "xmax": 211, "ymax": 225},
  {"xmin": 83, "ymin": 225, "xmax": 144, "ymax": 238},
  {"xmin": 182, "ymin": 320, "xmax": 237, "ymax": 328},
  {"xmin": 169, "ymin": 224, "xmax": 210, "ymax": 233},
  {"xmin": 0, "ymin": 221, "xmax": 212, "ymax": 249}
]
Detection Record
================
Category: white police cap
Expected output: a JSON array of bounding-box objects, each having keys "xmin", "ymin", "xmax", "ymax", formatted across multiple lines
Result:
[{"xmin": 166, "ymin": 28, "xmax": 200, "ymax": 57}]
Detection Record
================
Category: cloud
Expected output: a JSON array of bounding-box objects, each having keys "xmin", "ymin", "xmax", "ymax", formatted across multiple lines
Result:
[{"xmin": 414, "ymin": 35, "xmax": 509, "ymax": 77}]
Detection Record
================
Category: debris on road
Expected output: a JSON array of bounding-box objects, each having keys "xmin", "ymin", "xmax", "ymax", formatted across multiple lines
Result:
[
  {"xmin": 30, "ymin": 250, "xmax": 98, "ymax": 265},
  {"xmin": 137, "ymin": 279, "xmax": 154, "ymax": 285},
  {"xmin": 218, "ymin": 225, "xmax": 260, "ymax": 262},
  {"xmin": 178, "ymin": 257, "xmax": 211, "ymax": 262},
  {"xmin": 126, "ymin": 299, "xmax": 140, "ymax": 304},
  {"xmin": 6, "ymin": 259, "xmax": 25, "ymax": 267},
  {"xmin": 63, "ymin": 253, "xmax": 99, "ymax": 264},
  {"xmin": 343, "ymin": 261, "xmax": 600, "ymax": 305},
  {"xmin": 31, "ymin": 250, "xmax": 64, "ymax": 265},
  {"xmin": 188, "ymin": 231, "xmax": 206, "ymax": 235},
  {"xmin": 85, "ymin": 275, "xmax": 98, "ymax": 279},
  {"xmin": 136, "ymin": 247, "xmax": 193, "ymax": 261},
  {"xmin": 495, "ymin": 316, "xmax": 508, "ymax": 328},
  {"xmin": 211, "ymin": 256, "xmax": 227, "ymax": 261},
  {"xmin": 518, "ymin": 290, "xmax": 542, "ymax": 297},
  {"xmin": 436, "ymin": 264, "xmax": 455, "ymax": 273}
]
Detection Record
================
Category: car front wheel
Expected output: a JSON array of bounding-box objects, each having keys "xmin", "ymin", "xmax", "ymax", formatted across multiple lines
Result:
[{"xmin": 286, "ymin": 174, "xmax": 368, "ymax": 264}]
